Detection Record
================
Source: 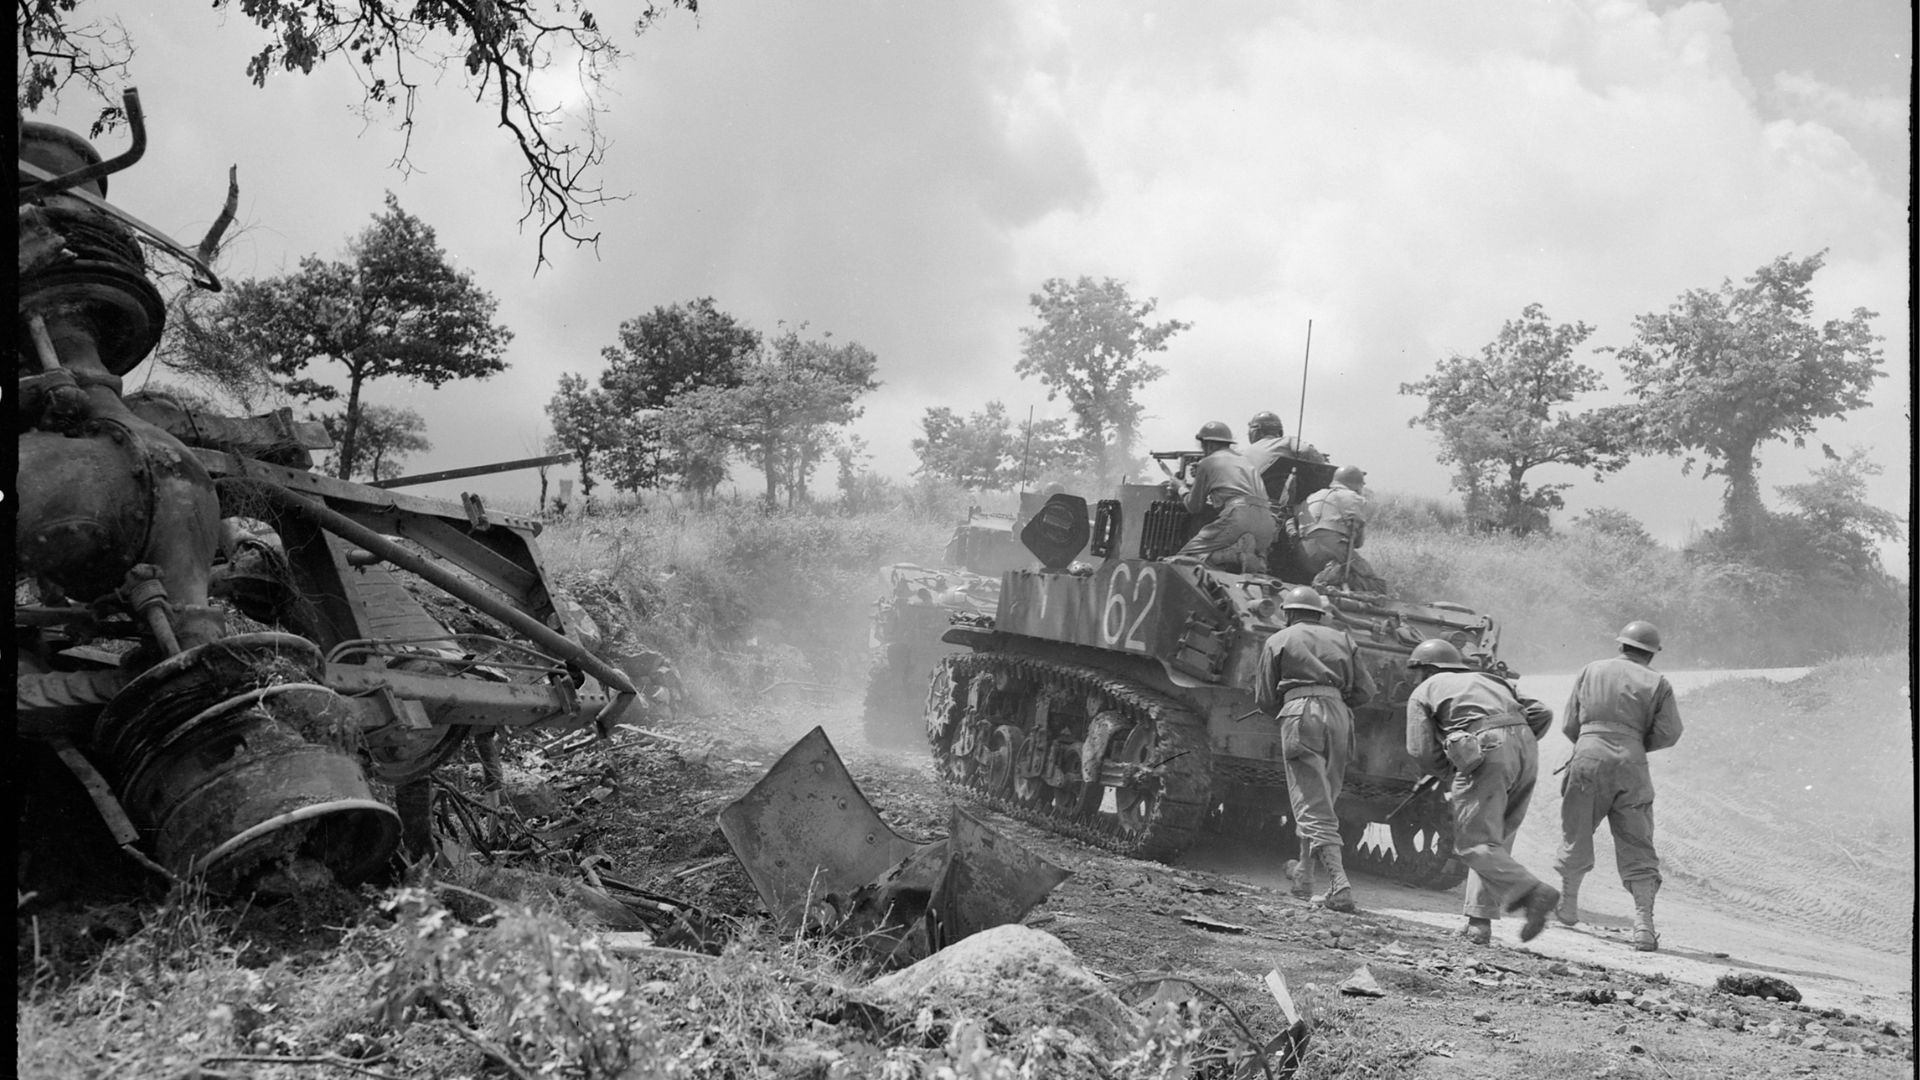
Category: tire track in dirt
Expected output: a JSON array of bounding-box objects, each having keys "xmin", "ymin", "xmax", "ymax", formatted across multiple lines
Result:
[{"xmin": 1650, "ymin": 783, "xmax": 1915, "ymax": 951}]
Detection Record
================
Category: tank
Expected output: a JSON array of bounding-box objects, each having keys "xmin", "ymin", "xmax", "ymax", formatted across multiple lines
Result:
[
  {"xmin": 924, "ymin": 451, "xmax": 1512, "ymax": 888},
  {"xmin": 16, "ymin": 95, "xmax": 637, "ymax": 897},
  {"xmin": 861, "ymin": 510, "xmax": 1024, "ymax": 746}
]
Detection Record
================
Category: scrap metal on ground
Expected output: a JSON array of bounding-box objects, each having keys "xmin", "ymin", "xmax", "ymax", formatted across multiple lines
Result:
[{"xmin": 719, "ymin": 726, "xmax": 1069, "ymax": 967}]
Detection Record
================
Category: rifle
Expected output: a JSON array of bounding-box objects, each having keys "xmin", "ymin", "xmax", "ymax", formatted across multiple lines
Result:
[{"xmin": 1386, "ymin": 774, "xmax": 1442, "ymax": 820}]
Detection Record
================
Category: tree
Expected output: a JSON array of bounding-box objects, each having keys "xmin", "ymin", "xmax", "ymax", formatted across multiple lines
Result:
[
  {"xmin": 912, "ymin": 402, "xmax": 1079, "ymax": 490},
  {"xmin": 18, "ymin": 0, "xmax": 698, "ymax": 261},
  {"xmin": 1017, "ymin": 277, "xmax": 1189, "ymax": 488},
  {"xmin": 913, "ymin": 403, "xmax": 1018, "ymax": 489},
  {"xmin": 545, "ymin": 372, "xmax": 616, "ymax": 500},
  {"xmin": 171, "ymin": 193, "xmax": 512, "ymax": 479},
  {"xmin": 319, "ymin": 402, "xmax": 430, "ymax": 481},
  {"xmin": 597, "ymin": 298, "xmax": 759, "ymax": 492},
  {"xmin": 1400, "ymin": 303, "xmax": 1632, "ymax": 534},
  {"xmin": 1610, "ymin": 251, "xmax": 1884, "ymax": 548},
  {"xmin": 667, "ymin": 326, "xmax": 880, "ymax": 508},
  {"xmin": 1774, "ymin": 447, "xmax": 1905, "ymax": 579}
]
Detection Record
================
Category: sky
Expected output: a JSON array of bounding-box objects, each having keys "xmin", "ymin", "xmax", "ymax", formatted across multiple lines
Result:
[{"xmin": 35, "ymin": 0, "xmax": 1913, "ymax": 568}]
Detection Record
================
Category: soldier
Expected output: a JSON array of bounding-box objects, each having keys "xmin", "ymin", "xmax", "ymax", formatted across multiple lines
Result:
[
  {"xmin": 1172, "ymin": 421, "xmax": 1275, "ymax": 573},
  {"xmin": 1300, "ymin": 464, "xmax": 1385, "ymax": 592},
  {"xmin": 1256, "ymin": 585, "xmax": 1377, "ymax": 912},
  {"xmin": 1554, "ymin": 620, "xmax": 1684, "ymax": 951},
  {"xmin": 1405, "ymin": 638, "xmax": 1560, "ymax": 945},
  {"xmin": 1242, "ymin": 411, "xmax": 1327, "ymax": 472}
]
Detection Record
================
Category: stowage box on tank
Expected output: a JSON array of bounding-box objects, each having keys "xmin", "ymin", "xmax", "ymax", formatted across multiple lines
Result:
[{"xmin": 926, "ymin": 459, "xmax": 1510, "ymax": 888}]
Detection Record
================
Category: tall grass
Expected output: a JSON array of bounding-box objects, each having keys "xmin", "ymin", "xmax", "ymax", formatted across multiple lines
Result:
[{"xmin": 538, "ymin": 485, "xmax": 1907, "ymax": 698}]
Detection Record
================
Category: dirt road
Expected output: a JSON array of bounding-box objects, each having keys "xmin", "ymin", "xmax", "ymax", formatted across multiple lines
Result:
[{"xmin": 1185, "ymin": 667, "xmax": 1912, "ymax": 1021}]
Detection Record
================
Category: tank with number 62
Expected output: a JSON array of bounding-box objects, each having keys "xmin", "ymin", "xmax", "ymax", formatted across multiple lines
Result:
[{"xmin": 925, "ymin": 451, "xmax": 1513, "ymax": 888}]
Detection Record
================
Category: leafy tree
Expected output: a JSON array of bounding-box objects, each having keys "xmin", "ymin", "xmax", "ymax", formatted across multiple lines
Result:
[
  {"xmin": 545, "ymin": 372, "xmax": 616, "ymax": 500},
  {"xmin": 1610, "ymin": 251, "xmax": 1885, "ymax": 548},
  {"xmin": 913, "ymin": 403, "xmax": 1018, "ymax": 489},
  {"xmin": 913, "ymin": 402, "xmax": 1079, "ymax": 490},
  {"xmin": 172, "ymin": 192, "xmax": 512, "ymax": 479},
  {"xmin": 318, "ymin": 402, "xmax": 430, "ymax": 481},
  {"xmin": 597, "ymin": 298, "xmax": 759, "ymax": 492},
  {"xmin": 1017, "ymin": 276, "xmax": 1189, "ymax": 488},
  {"xmin": 1400, "ymin": 303, "xmax": 1631, "ymax": 534},
  {"xmin": 1774, "ymin": 447, "xmax": 1905, "ymax": 578},
  {"xmin": 18, "ymin": 0, "xmax": 698, "ymax": 260},
  {"xmin": 667, "ymin": 326, "xmax": 880, "ymax": 508}
]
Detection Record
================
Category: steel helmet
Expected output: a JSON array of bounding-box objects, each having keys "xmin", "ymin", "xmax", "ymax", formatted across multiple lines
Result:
[
  {"xmin": 1280, "ymin": 585, "xmax": 1325, "ymax": 614},
  {"xmin": 1333, "ymin": 464, "xmax": 1366, "ymax": 488},
  {"xmin": 1248, "ymin": 411, "xmax": 1286, "ymax": 441},
  {"xmin": 1615, "ymin": 620, "xmax": 1663, "ymax": 654},
  {"xmin": 1195, "ymin": 420, "xmax": 1235, "ymax": 444},
  {"xmin": 1408, "ymin": 638, "xmax": 1467, "ymax": 670}
]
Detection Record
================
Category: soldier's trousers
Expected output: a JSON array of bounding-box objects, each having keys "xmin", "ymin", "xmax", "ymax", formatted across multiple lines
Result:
[
  {"xmin": 1448, "ymin": 726, "xmax": 1545, "ymax": 920},
  {"xmin": 1280, "ymin": 692, "xmax": 1352, "ymax": 852},
  {"xmin": 1301, "ymin": 532, "xmax": 1386, "ymax": 592},
  {"xmin": 1553, "ymin": 742, "xmax": 1661, "ymax": 889},
  {"xmin": 1179, "ymin": 500, "xmax": 1277, "ymax": 571}
]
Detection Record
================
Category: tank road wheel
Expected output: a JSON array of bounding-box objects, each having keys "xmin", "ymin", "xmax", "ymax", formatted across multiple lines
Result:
[{"xmin": 983, "ymin": 724, "xmax": 1023, "ymax": 796}]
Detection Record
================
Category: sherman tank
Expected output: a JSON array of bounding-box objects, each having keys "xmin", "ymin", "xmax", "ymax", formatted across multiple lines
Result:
[
  {"xmin": 16, "ymin": 93, "xmax": 637, "ymax": 897},
  {"xmin": 860, "ymin": 508, "xmax": 1030, "ymax": 746},
  {"xmin": 925, "ymin": 451, "xmax": 1511, "ymax": 888}
]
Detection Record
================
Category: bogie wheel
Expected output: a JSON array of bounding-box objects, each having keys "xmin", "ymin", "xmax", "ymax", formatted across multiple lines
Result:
[
  {"xmin": 983, "ymin": 724, "xmax": 1023, "ymax": 796},
  {"xmin": 1389, "ymin": 813, "xmax": 1466, "ymax": 890}
]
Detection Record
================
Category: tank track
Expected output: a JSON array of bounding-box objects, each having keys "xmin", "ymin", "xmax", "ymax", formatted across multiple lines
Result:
[
  {"xmin": 927, "ymin": 652, "xmax": 1209, "ymax": 863},
  {"xmin": 1340, "ymin": 785, "xmax": 1467, "ymax": 890}
]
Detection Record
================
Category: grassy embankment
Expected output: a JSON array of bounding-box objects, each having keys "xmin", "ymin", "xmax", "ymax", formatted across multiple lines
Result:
[{"xmin": 536, "ymin": 486, "xmax": 1907, "ymax": 702}]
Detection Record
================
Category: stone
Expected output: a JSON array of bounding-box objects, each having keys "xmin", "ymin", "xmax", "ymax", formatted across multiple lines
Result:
[{"xmin": 867, "ymin": 925, "xmax": 1142, "ymax": 1064}]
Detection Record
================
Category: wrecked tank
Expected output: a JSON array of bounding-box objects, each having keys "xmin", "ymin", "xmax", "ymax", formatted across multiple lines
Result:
[
  {"xmin": 861, "ymin": 509, "xmax": 1028, "ymax": 745},
  {"xmin": 15, "ymin": 93, "xmax": 637, "ymax": 897},
  {"xmin": 926, "ymin": 451, "xmax": 1513, "ymax": 888}
]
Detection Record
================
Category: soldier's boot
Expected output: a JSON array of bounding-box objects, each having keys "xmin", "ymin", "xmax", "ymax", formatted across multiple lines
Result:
[
  {"xmin": 1460, "ymin": 917, "xmax": 1492, "ymax": 945},
  {"xmin": 1628, "ymin": 880, "xmax": 1660, "ymax": 952},
  {"xmin": 1556, "ymin": 873, "xmax": 1585, "ymax": 927},
  {"xmin": 1284, "ymin": 850, "xmax": 1315, "ymax": 901},
  {"xmin": 1316, "ymin": 845, "xmax": 1356, "ymax": 913},
  {"xmin": 1507, "ymin": 882, "xmax": 1562, "ymax": 943}
]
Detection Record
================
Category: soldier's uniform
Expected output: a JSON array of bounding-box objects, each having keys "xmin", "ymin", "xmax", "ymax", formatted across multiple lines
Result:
[
  {"xmin": 1256, "ymin": 621, "xmax": 1377, "ymax": 866},
  {"xmin": 1176, "ymin": 448, "xmax": 1275, "ymax": 572},
  {"xmin": 1406, "ymin": 669, "xmax": 1555, "ymax": 927},
  {"xmin": 1301, "ymin": 479, "xmax": 1384, "ymax": 591},
  {"xmin": 1554, "ymin": 655, "xmax": 1683, "ymax": 939}
]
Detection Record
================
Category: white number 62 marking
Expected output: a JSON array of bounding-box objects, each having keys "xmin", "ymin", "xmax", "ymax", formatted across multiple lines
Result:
[{"xmin": 1102, "ymin": 564, "xmax": 1159, "ymax": 651}]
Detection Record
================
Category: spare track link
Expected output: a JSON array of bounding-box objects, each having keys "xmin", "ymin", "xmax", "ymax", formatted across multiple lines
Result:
[
  {"xmin": 929, "ymin": 652, "xmax": 1209, "ymax": 863},
  {"xmin": 1343, "ymin": 785, "xmax": 1467, "ymax": 890}
]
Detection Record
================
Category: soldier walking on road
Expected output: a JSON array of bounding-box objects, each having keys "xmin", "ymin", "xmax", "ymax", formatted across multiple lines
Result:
[
  {"xmin": 1553, "ymin": 620, "xmax": 1684, "ymax": 952},
  {"xmin": 1255, "ymin": 586, "xmax": 1378, "ymax": 912},
  {"xmin": 1172, "ymin": 421, "xmax": 1276, "ymax": 573},
  {"xmin": 1405, "ymin": 639, "xmax": 1560, "ymax": 945}
]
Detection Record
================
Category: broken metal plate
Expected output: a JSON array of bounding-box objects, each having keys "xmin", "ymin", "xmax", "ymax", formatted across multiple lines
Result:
[
  {"xmin": 719, "ymin": 726, "xmax": 1071, "ymax": 962},
  {"xmin": 718, "ymin": 726, "xmax": 922, "ymax": 929}
]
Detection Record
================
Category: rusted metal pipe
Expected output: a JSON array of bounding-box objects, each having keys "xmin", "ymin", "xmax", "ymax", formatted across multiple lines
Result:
[
  {"xmin": 215, "ymin": 477, "xmax": 637, "ymax": 725},
  {"xmin": 17, "ymin": 88, "xmax": 147, "ymax": 203}
]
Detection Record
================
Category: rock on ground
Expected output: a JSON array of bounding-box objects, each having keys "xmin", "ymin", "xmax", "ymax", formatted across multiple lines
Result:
[{"xmin": 866, "ymin": 924, "xmax": 1143, "ymax": 1061}]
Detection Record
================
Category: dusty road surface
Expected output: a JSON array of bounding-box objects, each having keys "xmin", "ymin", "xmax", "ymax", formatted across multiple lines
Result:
[
  {"xmin": 707, "ymin": 656, "xmax": 1913, "ymax": 1078},
  {"xmin": 1189, "ymin": 667, "xmax": 1912, "ymax": 1022}
]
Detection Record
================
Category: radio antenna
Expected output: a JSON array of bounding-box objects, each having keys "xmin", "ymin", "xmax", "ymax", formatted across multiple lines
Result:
[
  {"xmin": 1295, "ymin": 319, "xmax": 1313, "ymax": 448},
  {"xmin": 1018, "ymin": 405, "xmax": 1036, "ymax": 494}
]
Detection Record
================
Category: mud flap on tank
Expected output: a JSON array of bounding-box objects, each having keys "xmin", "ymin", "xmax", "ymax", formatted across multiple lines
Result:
[{"xmin": 719, "ymin": 726, "xmax": 1070, "ymax": 966}]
